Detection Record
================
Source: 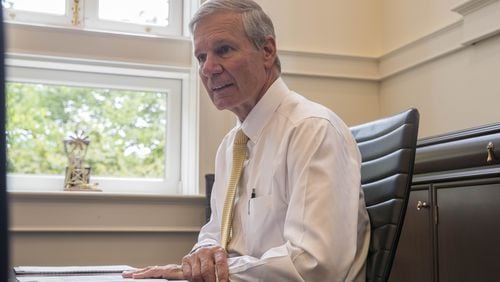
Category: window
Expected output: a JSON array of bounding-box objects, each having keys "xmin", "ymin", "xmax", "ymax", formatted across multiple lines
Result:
[
  {"xmin": 2, "ymin": 0, "xmax": 71, "ymax": 26},
  {"xmin": 2, "ymin": 0, "xmax": 66, "ymax": 15},
  {"xmin": 5, "ymin": 54, "xmax": 195, "ymax": 194},
  {"xmin": 2, "ymin": 0, "xmax": 184, "ymax": 36},
  {"xmin": 3, "ymin": 1, "xmax": 200, "ymax": 194}
]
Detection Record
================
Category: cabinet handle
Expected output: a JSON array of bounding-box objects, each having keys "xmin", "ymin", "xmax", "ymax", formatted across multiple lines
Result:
[
  {"xmin": 486, "ymin": 142, "xmax": 496, "ymax": 164},
  {"xmin": 416, "ymin": 200, "xmax": 429, "ymax": 211}
]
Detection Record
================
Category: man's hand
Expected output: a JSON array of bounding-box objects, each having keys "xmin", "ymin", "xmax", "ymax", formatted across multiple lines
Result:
[
  {"xmin": 181, "ymin": 245, "xmax": 229, "ymax": 282},
  {"xmin": 122, "ymin": 264, "xmax": 184, "ymax": 279}
]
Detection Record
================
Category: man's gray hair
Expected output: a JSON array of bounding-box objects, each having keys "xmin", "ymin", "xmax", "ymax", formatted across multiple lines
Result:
[{"xmin": 189, "ymin": 0, "xmax": 281, "ymax": 73}]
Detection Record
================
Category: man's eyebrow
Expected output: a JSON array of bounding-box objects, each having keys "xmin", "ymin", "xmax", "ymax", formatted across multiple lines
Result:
[
  {"xmin": 194, "ymin": 39, "xmax": 234, "ymax": 54},
  {"xmin": 212, "ymin": 39, "xmax": 233, "ymax": 47}
]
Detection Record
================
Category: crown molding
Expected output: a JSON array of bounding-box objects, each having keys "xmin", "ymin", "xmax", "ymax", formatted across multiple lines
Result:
[
  {"xmin": 452, "ymin": 0, "xmax": 500, "ymax": 45},
  {"xmin": 277, "ymin": 0, "xmax": 500, "ymax": 82},
  {"xmin": 378, "ymin": 20, "xmax": 465, "ymax": 79},
  {"xmin": 452, "ymin": 0, "xmax": 498, "ymax": 15},
  {"xmin": 278, "ymin": 20, "xmax": 467, "ymax": 81},
  {"xmin": 278, "ymin": 49, "xmax": 379, "ymax": 81}
]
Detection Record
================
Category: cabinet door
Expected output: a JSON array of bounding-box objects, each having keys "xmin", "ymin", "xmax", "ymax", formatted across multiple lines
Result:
[
  {"xmin": 389, "ymin": 187, "xmax": 434, "ymax": 282},
  {"xmin": 436, "ymin": 181, "xmax": 500, "ymax": 282}
]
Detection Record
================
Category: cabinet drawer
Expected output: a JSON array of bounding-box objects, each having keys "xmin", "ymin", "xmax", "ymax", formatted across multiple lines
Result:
[{"xmin": 415, "ymin": 125, "xmax": 500, "ymax": 174}]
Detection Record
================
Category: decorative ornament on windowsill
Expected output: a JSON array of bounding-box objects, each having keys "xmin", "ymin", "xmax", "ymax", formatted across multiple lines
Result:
[{"xmin": 63, "ymin": 130, "xmax": 100, "ymax": 192}]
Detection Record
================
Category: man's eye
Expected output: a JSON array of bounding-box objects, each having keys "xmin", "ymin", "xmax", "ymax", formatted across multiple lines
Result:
[
  {"xmin": 196, "ymin": 54, "xmax": 206, "ymax": 63},
  {"xmin": 217, "ymin": 46, "xmax": 232, "ymax": 56}
]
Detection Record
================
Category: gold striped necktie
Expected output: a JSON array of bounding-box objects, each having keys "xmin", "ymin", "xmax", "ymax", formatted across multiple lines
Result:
[{"xmin": 220, "ymin": 129, "xmax": 248, "ymax": 250}]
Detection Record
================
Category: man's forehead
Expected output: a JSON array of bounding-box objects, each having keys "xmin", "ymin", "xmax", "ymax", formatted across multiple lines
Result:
[
  {"xmin": 193, "ymin": 12, "xmax": 245, "ymax": 48},
  {"xmin": 193, "ymin": 11, "xmax": 243, "ymax": 37}
]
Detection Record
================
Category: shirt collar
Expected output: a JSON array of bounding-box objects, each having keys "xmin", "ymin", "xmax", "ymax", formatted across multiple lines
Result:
[{"xmin": 239, "ymin": 77, "xmax": 289, "ymax": 143}]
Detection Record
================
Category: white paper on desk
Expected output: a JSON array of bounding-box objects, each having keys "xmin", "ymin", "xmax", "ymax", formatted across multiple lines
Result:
[
  {"xmin": 14, "ymin": 265, "xmax": 135, "ymax": 275},
  {"xmin": 16, "ymin": 274, "xmax": 169, "ymax": 282}
]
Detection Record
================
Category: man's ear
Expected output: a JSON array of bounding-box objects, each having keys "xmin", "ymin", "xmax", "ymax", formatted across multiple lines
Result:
[{"xmin": 261, "ymin": 36, "xmax": 277, "ymax": 69}]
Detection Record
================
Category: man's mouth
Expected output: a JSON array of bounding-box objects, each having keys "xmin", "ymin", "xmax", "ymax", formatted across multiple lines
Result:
[{"xmin": 212, "ymin": 82, "xmax": 234, "ymax": 92}]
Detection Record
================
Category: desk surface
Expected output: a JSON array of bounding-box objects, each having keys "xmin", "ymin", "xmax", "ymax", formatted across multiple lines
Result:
[
  {"xmin": 13, "ymin": 265, "xmax": 190, "ymax": 282},
  {"xmin": 15, "ymin": 274, "xmax": 188, "ymax": 282}
]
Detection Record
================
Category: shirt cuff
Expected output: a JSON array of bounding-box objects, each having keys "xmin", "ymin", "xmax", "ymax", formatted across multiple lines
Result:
[{"xmin": 189, "ymin": 243, "xmax": 217, "ymax": 254}]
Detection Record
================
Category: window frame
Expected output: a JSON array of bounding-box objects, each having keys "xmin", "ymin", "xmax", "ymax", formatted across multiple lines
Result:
[
  {"xmin": 2, "ymin": 0, "xmax": 185, "ymax": 37},
  {"xmin": 83, "ymin": 0, "xmax": 183, "ymax": 37},
  {"xmin": 2, "ymin": 0, "xmax": 74, "ymax": 27},
  {"xmin": 5, "ymin": 53, "xmax": 196, "ymax": 194}
]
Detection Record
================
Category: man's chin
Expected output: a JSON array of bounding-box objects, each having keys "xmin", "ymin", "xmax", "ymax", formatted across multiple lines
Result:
[{"xmin": 213, "ymin": 100, "xmax": 233, "ymax": 111}]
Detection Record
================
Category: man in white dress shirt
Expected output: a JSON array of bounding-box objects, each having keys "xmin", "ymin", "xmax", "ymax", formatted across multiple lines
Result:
[{"xmin": 123, "ymin": 0, "xmax": 370, "ymax": 281}]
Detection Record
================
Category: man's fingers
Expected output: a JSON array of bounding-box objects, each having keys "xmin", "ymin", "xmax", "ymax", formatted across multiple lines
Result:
[
  {"xmin": 121, "ymin": 270, "xmax": 136, "ymax": 278},
  {"xmin": 122, "ymin": 265, "xmax": 184, "ymax": 280},
  {"xmin": 200, "ymin": 253, "xmax": 216, "ymax": 282},
  {"xmin": 214, "ymin": 248, "xmax": 229, "ymax": 282},
  {"xmin": 182, "ymin": 246, "xmax": 229, "ymax": 282},
  {"xmin": 132, "ymin": 266, "xmax": 162, "ymax": 279},
  {"xmin": 122, "ymin": 266, "xmax": 151, "ymax": 278},
  {"xmin": 182, "ymin": 255, "xmax": 193, "ymax": 281},
  {"xmin": 190, "ymin": 255, "xmax": 203, "ymax": 282}
]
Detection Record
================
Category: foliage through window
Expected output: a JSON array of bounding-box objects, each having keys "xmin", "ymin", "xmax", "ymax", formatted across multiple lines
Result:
[
  {"xmin": 5, "ymin": 55, "xmax": 187, "ymax": 194},
  {"xmin": 6, "ymin": 82, "xmax": 167, "ymax": 178}
]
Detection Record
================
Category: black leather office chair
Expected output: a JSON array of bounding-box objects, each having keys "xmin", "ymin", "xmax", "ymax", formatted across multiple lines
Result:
[
  {"xmin": 350, "ymin": 108, "xmax": 419, "ymax": 282},
  {"xmin": 205, "ymin": 174, "xmax": 215, "ymax": 222}
]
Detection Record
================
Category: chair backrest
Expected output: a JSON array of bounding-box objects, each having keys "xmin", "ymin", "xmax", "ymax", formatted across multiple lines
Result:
[
  {"xmin": 205, "ymin": 173, "xmax": 215, "ymax": 222},
  {"xmin": 350, "ymin": 108, "xmax": 419, "ymax": 282}
]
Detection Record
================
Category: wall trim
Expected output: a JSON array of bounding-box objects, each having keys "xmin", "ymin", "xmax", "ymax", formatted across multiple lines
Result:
[
  {"xmin": 280, "ymin": 0, "xmax": 500, "ymax": 81},
  {"xmin": 5, "ymin": 22, "xmax": 193, "ymax": 68},
  {"xmin": 452, "ymin": 0, "xmax": 500, "ymax": 45},
  {"xmin": 278, "ymin": 20, "xmax": 469, "ymax": 82},
  {"xmin": 8, "ymin": 190, "xmax": 205, "ymax": 202},
  {"xmin": 278, "ymin": 49, "xmax": 379, "ymax": 81},
  {"xmin": 378, "ymin": 20, "xmax": 465, "ymax": 79},
  {"xmin": 9, "ymin": 191, "xmax": 206, "ymax": 236},
  {"xmin": 452, "ymin": 0, "xmax": 498, "ymax": 15}
]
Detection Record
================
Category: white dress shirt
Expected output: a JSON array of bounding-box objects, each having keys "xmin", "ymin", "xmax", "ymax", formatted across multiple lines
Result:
[{"xmin": 193, "ymin": 78, "xmax": 370, "ymax": 281}]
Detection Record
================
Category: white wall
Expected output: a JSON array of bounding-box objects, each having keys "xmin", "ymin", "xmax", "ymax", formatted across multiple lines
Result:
[
  {"xmin": 257, "ymin": 0, "xmax": 382, "ymax": 56},
  {"xmin": 9, "ymin": 192, "xmax": 205, "ymax": 266},
  {"xmin": 381, "ymin": 0, "xmax": 462, "ymax": 53},
  {"xmin": 283, "ymin": 75, "xmax": 380, "ymax": 126},
  {"xmin": 381, "ymin": 34, "xmax": 500, "ymax": 137},
  {"xmin": 379, "ymin": 0, "xmax": 500, "ymax": 137}
]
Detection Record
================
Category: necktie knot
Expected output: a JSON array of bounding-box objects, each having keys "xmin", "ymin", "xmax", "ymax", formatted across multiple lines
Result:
[{"xmin": 234, "ymin": 129, "xmax": 248, "ymax": 145}]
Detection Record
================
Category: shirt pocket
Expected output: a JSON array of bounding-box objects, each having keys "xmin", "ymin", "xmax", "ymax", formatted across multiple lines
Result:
[
  {"xmin": 246, "ymin": 194, "xmax": 275, "ymax": 255},
  {"xmin": 248, "ymin": 194, "xmax": 273, "ymax": 218}
]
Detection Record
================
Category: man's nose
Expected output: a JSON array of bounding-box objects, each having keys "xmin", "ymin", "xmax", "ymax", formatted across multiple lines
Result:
[{"xmin": 201, "ymin": 55, "xmax": 223, "ymax": 77}]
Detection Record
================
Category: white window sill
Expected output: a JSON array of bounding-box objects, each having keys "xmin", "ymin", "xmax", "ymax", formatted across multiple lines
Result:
[
  {"xmin": 5, "ymin": 21, "xmax": 192, "ymax": 42},
  {"xmin": 8, "ymin": 190, "xmax": 206, "ymax": 202}
]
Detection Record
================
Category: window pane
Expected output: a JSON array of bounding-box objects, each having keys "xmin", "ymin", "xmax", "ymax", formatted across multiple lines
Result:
[
  {"xmin": 6, "ymin": 82, "xmax": 167, "ymax": 179},
  {"xmin": 98, "ymin": 0, "xmax": 170, "ymax": 26},
  {"xmin": 2, "ymin": 0, "xmax": 65, "ymax": 15}
]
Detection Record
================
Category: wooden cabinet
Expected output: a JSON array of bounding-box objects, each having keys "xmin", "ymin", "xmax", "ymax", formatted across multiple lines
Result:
[
  {"xmin": 436, "ymin": 179, "xmax": 500, "ymax": 282},
  {"xmin": 390, "ymin": 187, "xmax": 434, "ymax": 282},
  {"xmin": 389, "ymin": 124, "xmax": 500, "ymax": 282}
]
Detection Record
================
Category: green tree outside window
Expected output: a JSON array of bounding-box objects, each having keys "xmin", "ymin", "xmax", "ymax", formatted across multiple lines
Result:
[{"xmin": 6, "ymin": 82, "xmax": 167, "ymax": 178}]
